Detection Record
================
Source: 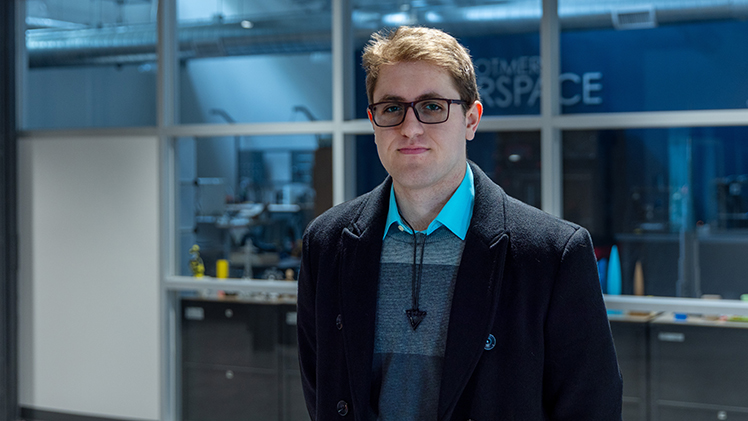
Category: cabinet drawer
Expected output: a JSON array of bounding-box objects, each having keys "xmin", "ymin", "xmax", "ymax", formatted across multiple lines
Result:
[
  {"xmin": 650, "ymin": 324, "xmax": 748, "ymax": 407},
  {"xmin": 183, "ymin": 365, "xmax": 279, "ymax": 421},
  {"xmin": 656, "ymin": 403, "xmax": 748, "ymax": 421},
  {"xmin": 182, "ymin": 300, "xmax": 279, "ymax": 368}
]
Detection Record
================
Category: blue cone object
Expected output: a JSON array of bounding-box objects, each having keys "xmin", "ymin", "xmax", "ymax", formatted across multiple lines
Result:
[{"xmin": 607, "ymin": 245, "xmax": 622, "ymax": 296}]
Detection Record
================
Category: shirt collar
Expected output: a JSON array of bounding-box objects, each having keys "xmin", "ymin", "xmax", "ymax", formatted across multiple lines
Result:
[{"xmin": 384, "ymin": 162, "xmax": 474, "ymax": 240}]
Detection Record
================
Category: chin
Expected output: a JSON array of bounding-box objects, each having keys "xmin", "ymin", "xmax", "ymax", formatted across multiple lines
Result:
[{"xmin": 395, "ymin": 172, "xmax": 438, "ymax": 189}]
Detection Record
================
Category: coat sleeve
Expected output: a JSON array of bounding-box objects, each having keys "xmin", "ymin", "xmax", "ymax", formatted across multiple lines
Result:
[
  {"xmin": 542, "ymin": 227, "xmax": 623, "ymax": 420},
  {"xmin": 297, "ymin": 228, "xmax": 318, "ymax": 420}
]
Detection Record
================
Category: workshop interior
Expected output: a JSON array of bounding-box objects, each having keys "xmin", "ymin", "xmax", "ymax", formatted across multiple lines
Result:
[{"xmin": 4, "ymin": 0, "xmax": 748, "ymax": 420}]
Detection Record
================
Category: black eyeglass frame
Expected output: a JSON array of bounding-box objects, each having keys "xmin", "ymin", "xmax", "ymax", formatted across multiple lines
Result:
[{"xmin": 367, "ymin": 98, "xmax": 466, "ymax": 128}]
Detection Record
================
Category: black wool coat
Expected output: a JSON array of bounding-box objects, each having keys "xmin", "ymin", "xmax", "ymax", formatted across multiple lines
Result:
[{"xmin": 297, "ymin": 162, "xmax": 623, "ymax": 421}]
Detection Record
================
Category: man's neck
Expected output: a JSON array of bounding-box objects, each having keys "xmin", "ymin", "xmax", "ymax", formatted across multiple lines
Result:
[{"xmin": 393, "ymin": 165, "xmax": 466, "ymax": 232}]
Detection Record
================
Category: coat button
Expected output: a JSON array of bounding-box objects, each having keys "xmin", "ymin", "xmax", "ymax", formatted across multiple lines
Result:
[
  {"xmin": 337, "ymin": 400, "xmax": 349, "ymax": 416},
  {"xmin": 484, "ymin": 334, "xmax": 496, "ymax": 351},
  {"xmin": 336, "ymin": 314, "xmax": 343, "ymax": 330}
]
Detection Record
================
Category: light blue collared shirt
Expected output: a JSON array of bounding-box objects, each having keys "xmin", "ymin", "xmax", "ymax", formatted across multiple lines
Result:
[{"xmin": 384, "ymin": 163, "xmax": 475, "ymax": 240}]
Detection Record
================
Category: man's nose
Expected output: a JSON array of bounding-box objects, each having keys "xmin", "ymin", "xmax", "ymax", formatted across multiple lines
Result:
[{"xmin": 399, "ymin": 106, "xmax": 424, "ymax": 137}]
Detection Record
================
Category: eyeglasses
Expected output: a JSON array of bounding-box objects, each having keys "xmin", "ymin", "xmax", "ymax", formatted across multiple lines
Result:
[{"xmin": 368, "ymin": 98, "xmax": 466, "ymax": 127}]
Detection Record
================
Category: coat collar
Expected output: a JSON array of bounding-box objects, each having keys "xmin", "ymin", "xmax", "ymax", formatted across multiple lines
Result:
[
  {"xmin": 339, "ymin": 162, "xmax": 509, "ymax": 419},
  {"xmin": 464, "ymin": 161, "xmax": 508, "ymax": 245}
]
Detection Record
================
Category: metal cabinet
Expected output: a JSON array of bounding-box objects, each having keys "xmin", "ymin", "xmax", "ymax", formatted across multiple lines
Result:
[
  {"xmin": 181, "ymin": 298, "xmax": 306, "ymax": 421},
  {"xmin": 649, "ymin": 314, "xmax": 748, "ymax": 421}
]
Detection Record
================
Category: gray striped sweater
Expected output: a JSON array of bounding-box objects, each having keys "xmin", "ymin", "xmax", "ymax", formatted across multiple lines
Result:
[{"xmin": 370, "ymin": 225, "xmax": 466, "ymax": 420}]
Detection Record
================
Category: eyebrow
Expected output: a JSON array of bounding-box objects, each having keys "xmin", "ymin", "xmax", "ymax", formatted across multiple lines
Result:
[{"xmin": 376, "ymin": 91, "xmax": 446, "ymax": 103}]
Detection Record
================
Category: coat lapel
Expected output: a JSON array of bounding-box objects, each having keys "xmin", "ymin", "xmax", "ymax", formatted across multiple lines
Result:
[
  {"xmin": 339, "ymin": 178, "xmax": 390, "ymax": 416},
  {"xmin": 438, "ymin": 163, "xmax": 510, "ymax": 420}
]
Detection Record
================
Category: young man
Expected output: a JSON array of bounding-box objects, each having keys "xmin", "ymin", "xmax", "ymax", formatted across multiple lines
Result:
[{"xmin": 297, "ymin": 26, "xmax": 622, "ymax": 420}]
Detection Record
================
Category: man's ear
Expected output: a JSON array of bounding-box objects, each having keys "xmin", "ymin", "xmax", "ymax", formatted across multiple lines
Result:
[
  {"xmin": 367, "ymin": 108, "xmax": 374, "ymax": 124},
  {"xmin": 465, "ymin": 101, "xmax": 483, "ymax": 141}
]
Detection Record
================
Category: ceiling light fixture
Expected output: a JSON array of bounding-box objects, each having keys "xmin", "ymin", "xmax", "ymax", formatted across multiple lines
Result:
[{"xmin": 382, "ymin": 12, "xmax": 415, "ymax": 26}]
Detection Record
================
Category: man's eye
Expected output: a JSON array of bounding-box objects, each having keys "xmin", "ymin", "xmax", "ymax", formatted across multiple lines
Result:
[
  {"xmin": 421, "ymin": 102, "xmax": 444, "ymax": 112},
  {"xmin": 383, "ymin": 104, "xmax": 403, "ymax": 114}
]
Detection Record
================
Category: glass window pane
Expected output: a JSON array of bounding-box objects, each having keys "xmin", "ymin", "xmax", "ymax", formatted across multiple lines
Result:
[
  {"xmin": 469, "ymin": 131, "xmax": 541, "ymax": 209},
  {"xmin": 354, "ymin": 135, "xmax": 388, "ymax": 196},
  {"xmin": 355, "ymin": 131, "xmax": 541, "ymax": 210},
  {"xmin": 352, "ymin": 0, "xmax": 541, "ymax": 119},
  {"xmin": 563, "ymin": 127, "xmax": 748, "ymax": 299},
  {"xmin": 23, "ymin": 0, "xmax": 158, "ymax": 129},
  {"xmin": 177, "ymin": 1, "xmax": 332, "ymax": 124},
  {"xmin": 176, "ymin": 134, "xmax": 332, "ymax": 279},
  {"xmin": 559, "ymin": 0, "xmax": 748, "ymax": 113}
]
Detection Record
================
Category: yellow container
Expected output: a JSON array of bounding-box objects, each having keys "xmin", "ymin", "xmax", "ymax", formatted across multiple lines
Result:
[{"xmin": 216, "ymin": 259, "xmax": 229, "ymax": 279}]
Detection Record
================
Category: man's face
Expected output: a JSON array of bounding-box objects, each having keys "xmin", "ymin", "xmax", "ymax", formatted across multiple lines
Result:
[{"xmin": 369, "ymin": 61, "xmax": 482, "ymax": 195}]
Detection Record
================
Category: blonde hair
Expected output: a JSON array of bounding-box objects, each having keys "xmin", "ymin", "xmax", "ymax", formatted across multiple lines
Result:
[{"xmin": 361, "ymin": 26, "xmax": 480, "ymax": 112}]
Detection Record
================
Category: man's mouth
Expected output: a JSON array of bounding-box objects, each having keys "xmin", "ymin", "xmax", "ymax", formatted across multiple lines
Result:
[{"xmin": 398, "ymin": 147, "xmax": 428, "ymax": 155}]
